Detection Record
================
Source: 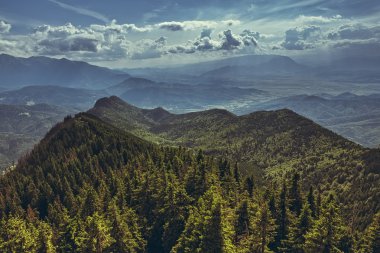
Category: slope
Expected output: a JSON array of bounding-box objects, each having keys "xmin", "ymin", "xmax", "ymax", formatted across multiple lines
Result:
[
  {"xmin": 89, "ymin": 96, "xmax": 380, "ymax": 229},
  {"xmin": 0, "ymin": 103, "xmax": 73, "ymax": 170}
]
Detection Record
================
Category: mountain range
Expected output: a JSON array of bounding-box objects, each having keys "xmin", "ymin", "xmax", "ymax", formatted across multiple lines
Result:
[
  {"xmin": 0, "ymin": 54, "xmax": 130, "ymax": 90},
  {"xmin": 250, "ymin": 93, "xmax": 380, "ymax": 147},
  {"xmin": 0, "ymin": 95, "xmax": 378, "ymax": 252},
  {"xmin": 88, "ymin": 96, "xmax": 379, "ymax": 229}
]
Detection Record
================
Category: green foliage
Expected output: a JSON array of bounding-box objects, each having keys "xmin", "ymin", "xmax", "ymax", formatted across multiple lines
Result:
[{"xmin": 0, "ymin": 112, "xmax": 377, "ymax": 252}]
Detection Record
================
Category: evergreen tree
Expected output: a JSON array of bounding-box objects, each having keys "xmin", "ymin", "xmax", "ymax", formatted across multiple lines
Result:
[
  {"xmin": 252, "ymin": 200, "xmax": 277, "ymax": 253},
  {"xmin": 307, "ymin": 186, "xmax": 316, "ymax": 218},
  {"xmin": 235, "ymin": 200, "xmax": 250, "ymax": 242},
  {"xmin": 244, "ymin": 176, "xmax": 254, "ymax": 198},
  {"xmin": 76, "ymin": 212, "xmax": 115, "ymax": 253},
  {"xmin": 282, "ymin": 202, "xmax": 313, "ymax": 252},
  {"xmin": 288, "ymin": 173, "xmax": 302, "ymax": 216},
  {"xmin": 0, "ymin": 215, "xmax": 38, "ymax": 252},
  {"xmin": 304, "ymin": 196, "xmax": 348, "ymax": 253},
  {"xmin": 107, "ymin": 201, "xmax": 146, "ymax": 253},
  {"xmin": 359, "ymin": 212, "xmax": 380, "ymax": 253},
  {"xmin": 273, "ymin": 182, "xmax": 288, "ymax": 251}
]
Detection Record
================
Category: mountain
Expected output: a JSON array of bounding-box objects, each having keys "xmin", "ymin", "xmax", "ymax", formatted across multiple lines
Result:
[
  {"xmin": 0, "ymin": 85, "xmax": 106, "ymax": 110},
  {"xmin": 0, "ymin": 108, "xmax": 378, "ymax": 252},
  {"xmin": 107, "ymin": 77, "xmax": 267, "ymax": 112},
  {"xmin": 249, "ymin": 93, "xmax": 380, "ymax": 147},
  {"xmin": 89, "ymin": 96, "xmax": 380, "ymax": 230},
  {"xmin": 124, "ymin": 54, "xmax": 309, "ymax": 82},
  {"xmin": 200, "ymin": 55, "xmax": 308, "ymax": 80},
  {"xmin": 0, "ymin": 54, "xmax": 130, "ymax": 89},
  {"xmin": 0, "ymin": 103, "xmax": 73, "ymax": 169}
]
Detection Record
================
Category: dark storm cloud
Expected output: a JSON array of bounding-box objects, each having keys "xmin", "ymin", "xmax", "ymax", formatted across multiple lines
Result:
[
  {"xmin": 38, "ymin": 37, "xmax": 98, "ymax": 54},
  {"xmin": 158, "ymin": 22, "xmax": 184, "ymax": 31}
]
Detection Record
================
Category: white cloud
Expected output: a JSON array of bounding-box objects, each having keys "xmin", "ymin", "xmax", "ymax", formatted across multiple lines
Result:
[
  {"xmin": 295, "ymin": 15, "xmax": 343, "ymax": 25},
  {"xmin": 168, "ymin": 29, "xmax": 259, "ymax": 54},
  {"xmin": 0, "ymin": 20, "xmax": 11, "ymax": 33},
  {"xmin": 156, "ymin": 20, "xmax": 241, "ymax": 31}
]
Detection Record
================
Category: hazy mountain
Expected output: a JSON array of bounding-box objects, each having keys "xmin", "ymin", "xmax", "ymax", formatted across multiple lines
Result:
[
  {"xmin": 0, "ymin": 85, "xmax": 107, "ymax": 110},
  {"xmin": 107, "ymin": 77, "xmax": 267, "ymax": 112},
  {"xmin": 200, "ymin": 55, "xmax": 309, "ymax": 80},
  {"xmin": 249, "ymin": 93, "xmax": 380, "ymax": 147},
  {"xmin": 124, "ymin": 54, "xmax": 309, "ymax": 82},
  {"xmin": 0, "ymin": 54, "xmax": 130, "ymax": 89},
  {"xmin": 0, "ymin": 103, "xmax": 73, "ymax": 169}
]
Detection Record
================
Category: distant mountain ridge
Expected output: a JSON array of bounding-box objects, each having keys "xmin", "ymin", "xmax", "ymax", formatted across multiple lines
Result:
[
  {"xmin": 0, "ymin": 85, "xmax": 106, "ymax": 110},
  {"xmin": 0, "ymin": 54, "xmax": 130, "ymax": 89},
  {"xmin": 250, "ymin": 93, "xmax": 380, "ymax": 147}
]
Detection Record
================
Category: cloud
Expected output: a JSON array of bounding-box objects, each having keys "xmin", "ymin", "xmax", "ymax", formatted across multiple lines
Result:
[
  {"xmin": 157, "ymin": 22, "xmax": 184, "ymax": 31},
  {"xmin": 131, "ymin": 37, "xmax": 167, "ymax": 59},
  {"xmin": 282, "ymin": 26, "xmax": 321, "ymax": 50},
  {"xmin": 0, "ymin": 20, "xmax": 11, "ymax": 33},
  {"xmin": 156, "ymin": 20, "xmax": 241, "ymax": 32},
  {"xmin": 327, "ymin": 24, "xmax": 380, "ymax": 40},
  {"xmin": 38, "ymin": 37, "xmax": 98, "ymax": 54},
  {"xmin": 168, "ymin": 29, "xmax": 259, "ymax": 54},
  {"xmin": 201, "ymin": 29, "xmax": 213, "ymax": 39},
  {"xmin": 48, "ymin": 0, "xmax": 110, "ymax": 23},
  {"xmin": 295, "ymin": 15, "xmax": 343, "ymax": 25}
]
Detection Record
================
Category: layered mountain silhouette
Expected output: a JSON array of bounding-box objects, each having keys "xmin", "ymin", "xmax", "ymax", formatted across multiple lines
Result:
[{"xmin": 0, "ymin": 54, "xmax": 129, "ymax": 89}]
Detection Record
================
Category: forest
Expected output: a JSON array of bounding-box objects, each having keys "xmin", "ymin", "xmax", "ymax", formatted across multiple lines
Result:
[{"xmin": 0, "ymin": 113, "xmax": 378, "ymax": 252}]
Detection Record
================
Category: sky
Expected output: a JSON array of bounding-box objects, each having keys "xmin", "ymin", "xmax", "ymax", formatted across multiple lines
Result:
[{"xmin": 0, "ymin": 0, "xmax": 380, "ymax": 68}]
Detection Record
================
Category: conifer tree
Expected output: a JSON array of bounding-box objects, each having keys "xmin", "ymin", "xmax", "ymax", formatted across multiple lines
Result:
[
  {"xmin": 288, "ymin": 173, "xmax": 302, "ymax": 216},
  {"xmin": 107, "ymin": 201, "xmax": 146, "ymax": 253},
  {"xmin": 252, "ymin": 200, "xmax": 277, "ymax": 253},
  {"xmin": 359, "ymin": 212, "xmax": 380, "ymax": 253},
  {"xmin": 282, "ymin": 202, "xmax": 313, "ymax": 252},
  {"xmin": 304, "ymin": 196, "xmax": 347, "ymax": 253},
  {"xmin": 273, "ymin": 182, "xmax": 288, "ymax": 251},
  {"xmin": 307, "ymin": 186, "xmax": 316, "ymax": 218},
  {"xmin": 0, "ymin": 215, "xmax": 38, "ymax": 252},
  {"xmin": 76, "ymin": 212, "xmax": 115, "ymax": 253}
]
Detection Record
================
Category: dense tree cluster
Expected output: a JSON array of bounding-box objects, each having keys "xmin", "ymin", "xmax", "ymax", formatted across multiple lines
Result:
[{"xmin": 0, "ymin": 113, "xmax": 378, "ymax": 252}]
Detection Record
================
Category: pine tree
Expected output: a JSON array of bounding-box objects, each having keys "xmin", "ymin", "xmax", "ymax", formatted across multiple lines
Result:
[
  {"xmin": 171, "ymin": 186, "xmax": 235, "ymax": 253},
  {"xmin": 37, "ymin": 221, "xmax": 56, "ymax": 253},
  {"xmin": 304, "ymin": 196, "xmax": 348, "ymax": 253},
  {"xmin": 288, "ymin": 173, "xmax": 302, "ymax": 216},
  {"xmin": 0, "ymin": 215, "xmax": 38, "ymax": 252},
  {"xmin": 235, "ymin": 200, "xmax": 250, "ymax": 242},
  {"xmin": 359, "ymin": 212, "xmax": 380, "ymax": 253},
  {"xmin": 273, "ymin": 182, "xmax": 288, "ymax": 251},
  {"xmin": 307, "ymin": 186, "xmax": 316, "ymax": 218},
  {"xmin": 244, "ymin": 176, "xmax": 254, "ymax": 198},
  {"xmin": 252, "ymin": 200, "xmax": 277, "ymax": 253},
  {"xmin": 76, "ymin": 212, "xmax": 115, "ymax": 253},
  {"xmin": 107, "ymin": 201, "xmax": 146, "ymax": 253},
  {"xmin": 282, "ymin": 202, "xmax": 313, "ymax": 252}
]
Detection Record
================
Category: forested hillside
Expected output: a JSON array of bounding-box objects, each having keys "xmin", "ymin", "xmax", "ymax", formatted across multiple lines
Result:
[
  {"xmin": 89, "ymin": 96, "xmax": 380, "ymax": 230},
  {"xmin": 0, "ymin": 113, "xmax": 378, "ymax": 252}
]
